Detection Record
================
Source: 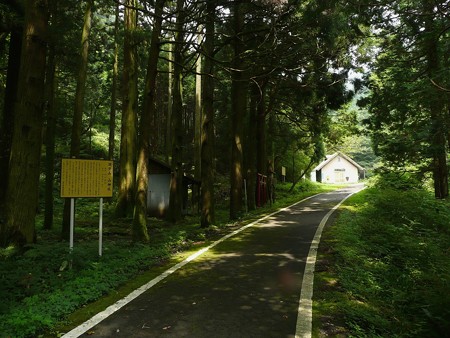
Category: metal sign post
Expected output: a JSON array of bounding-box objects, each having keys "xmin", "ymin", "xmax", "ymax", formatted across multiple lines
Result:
[
  {"xmin": 70, "ymin": 198, "xmax": 75, "ymax": 252},
  {"xmin": 99, "ymin": 198, "xmax": 103, "ymax": 257},
  {"xmin": 61, "ymin": 159, "xmax": 113, "ymax": 256}
]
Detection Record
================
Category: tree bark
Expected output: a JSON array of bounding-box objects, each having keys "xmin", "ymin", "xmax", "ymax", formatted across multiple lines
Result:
[
  {"xmin": 229, "ymin": 1, "xmax": 248, "ymax": 220},
  {"xmin": 133, "ymin": 0, "xmax": 165, "ymax": 242},
  {"xmin": 0, "ymin": 28, "xmax": 22, "ymax": 212},
  {"xmin": 288, "ymin": 157, "xmax": 315, "ymax": 193},
  {"xmin": 1, "ymin": 0, "xmax": 48, "ymax": 247},
  {"xmin": 43, "ymin": 1, "xmax": 58, "ymax": 230},
  {"xmin": 168, "ymin": 0, "xmax": 185, "ymax": 223},
  {"xmin": 200, "ymin": 0, "xmax": 215, "ymax": 227},
  {"xmin": 266, "ymin": 98, "xmax": 276, "ymax": 206},
  {"xmin": 256, "ymin": 81, "xmax": 267, "ymax": 176},
  {"xmin": 108, "ymin": 2, "xmax": 119, "ymax": 161},
  {"xmin": 70, "ymin": 0, "xmax": 92, "ymax": 157},
  {"xmin": 166, "ymin": 42, "xmax": 173, "ymax": 163},
  {"xmin": 245, "ymin": 82, "xmax": 258, "ymax": 211},
  {"xmin": 116, "ymin": 0, "xmax": 139, "ymax": 217},
  {"xmin": 193, "ymin": 25, "xmax": 202, "ymax": 215},
  {"xmin": 62, "ymin": 0, "xmax": 93, "ymax": 239},
  {"xmin": 424, "ymin": 0, "xmax": 448, "ymax": 198}
]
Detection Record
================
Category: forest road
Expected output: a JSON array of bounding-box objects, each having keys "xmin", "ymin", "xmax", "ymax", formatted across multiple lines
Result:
[{"xmin": 69, "ymin": 184, "xmax": 364, "ymax": 338}]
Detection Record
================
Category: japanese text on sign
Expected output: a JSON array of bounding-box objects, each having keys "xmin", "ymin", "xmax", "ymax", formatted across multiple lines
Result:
[{"xmin": 61, "ymin": 159, "xmax": 113, "ymax": 198}]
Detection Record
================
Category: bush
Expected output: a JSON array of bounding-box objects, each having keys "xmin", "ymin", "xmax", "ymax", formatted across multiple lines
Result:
[
  {"xmin": 0, "ymin": 241, "xmax": 170, "ymax": 337},
  {"xmin": 296, "ymin": 180, "xmax": 318, "ymax": 192},
  {"xmin": 327, "ymin": 186, "xmax": 450, "ymax": 336},
  {"xmin": 369, "ymin": 170, "xmax": 423, "ymax": 191}
]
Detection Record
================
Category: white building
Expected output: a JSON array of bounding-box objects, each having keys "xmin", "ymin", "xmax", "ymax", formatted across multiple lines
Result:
[
  {"xmin": 147, "ymin": 157, "xmax": 199, "ymax": 217},
  {"xmin": 310, "ymin": 152, "xmax": 364, "ymax": 184}
]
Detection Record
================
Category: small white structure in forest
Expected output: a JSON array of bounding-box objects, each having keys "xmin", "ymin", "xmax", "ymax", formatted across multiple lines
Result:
[
  {"xmin": 147, "ymin": 157, "xmax": 199, "ymax": 217},
  {"xmin": 310, "ymin": 152, "xmax": 364, "ymax": 183}
]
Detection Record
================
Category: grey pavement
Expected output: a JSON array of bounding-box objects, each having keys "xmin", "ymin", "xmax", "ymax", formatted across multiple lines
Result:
[{"xmin": 76, "ymin": 185, "xmax": 363, "ymax": 338}]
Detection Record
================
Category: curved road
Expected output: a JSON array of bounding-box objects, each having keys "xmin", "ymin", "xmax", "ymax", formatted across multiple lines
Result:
[{"xmin": 65, "ymin": 185, "xmax": 363, "ymax": 338}]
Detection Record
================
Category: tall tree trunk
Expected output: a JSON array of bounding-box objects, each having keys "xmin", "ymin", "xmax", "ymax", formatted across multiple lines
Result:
[
  {"xmin": 62, "ymin": 0, "xmax": 93, "ymax": 239},
  {"xmin": 424, "ymin": 0, "xmax": 448, "ymax": 198},
  {"xmin": 266, "ymin": 103, "xmax": 276, "ymax": 205},
  {"xmin": 430, "ymin": 114, "xmax": 448, "ymax": 199},
  {"xmin": 108, "ymin": 2, "xmax": 119, "ymax": 161},
  {"xmin": 447, "ymin": 106, "xmax": 450, "ymax": 152},
  {"xmin": 0, "ymin": 28, "xmax": 22, "ymax": 212},
  {"xmin": 256, "ymin": 81, "xmax": 267, "ymax": 176},
  {"xmin": 70, "ymin": 0, "xmax": 92, "ymax": 157},
  {"xmin": 166, "ymin": 42, "xmax": 173, "ymax": 163},
  {"xmin": 168, "ymin": 0, "xmax": 185, "ymax": 223},
  {"xmin": 133, "ymin": 0, "xmax": 165, "ymax": 241},
  {"xmin": 288, "ymin": 157, "xmax": 315, "ymax": 193},
  {"xmin": 43, "ymin": 1, "xmax": 58, "ymax": 230},
  {"xmin": 116, "ymin": 0, "xmax": 139, "ymax": 217},
  {"xmin": 1, "ymin": 0, "xmax": 48, "ymax": 247},
  {"xmin": 229, "ymin": 1, "xmax": 248, "ymax": 220},
  {"xmin": 267, "ymin": 103, "xmax": 275, "ymax": 167},
  {"xmin": 193, "ymin": 25, "xmax": 202, "ymax": 215},
  {"xmin": 200, "ymin": 0, "xmax": 215, "ymax": 227},
  {"xmin": 245, "ymin": 83, "xmax": 258, "ymax": 211}
]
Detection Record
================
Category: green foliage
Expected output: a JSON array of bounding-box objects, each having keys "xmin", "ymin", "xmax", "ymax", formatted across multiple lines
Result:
[
  {"xmin": 275, "ymin": 181, "xmax": 337, "ymax": 207},
  {"xmin": 0, "ymin": 240, "xmax": 170, "ymax": 337},
  {"xmin": 326, "ymin": 91, "xmax": 378, "ymax": 176},
  {"xmin": 369, "ymin": 171, "xmax": 424, "ymax": 191},
  {"xmin": 1, "ymin": 196, "xmax": 223, "ymax": 337},
  {"xmin": 316, "ymin": 184, "xmax": 450, "ymax": 337},
  {"xmin": 361, "ymin": 0, "xmax": 450, "ymax": 189},
  {"xmin": 295, "ymin": 180, "xmax": 318, "ymax": 192}
]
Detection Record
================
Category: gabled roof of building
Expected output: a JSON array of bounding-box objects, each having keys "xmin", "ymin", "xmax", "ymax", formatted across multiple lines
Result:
[
  {"xmin": 148, "ymin": 157, "xmax": 200, "ymax": 185},
  {"xmin": 313, "ymin": 152, "xmax": 364, "ymax": 172}
]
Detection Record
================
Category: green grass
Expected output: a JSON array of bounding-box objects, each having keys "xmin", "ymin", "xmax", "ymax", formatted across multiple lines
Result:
[
  {"xmin": 0, "ymin": 181, "xmax": 339, "ymax": 338},
  {"xmin": 313, "ymin": 185, "xmax": 450, "ymax": 337}
]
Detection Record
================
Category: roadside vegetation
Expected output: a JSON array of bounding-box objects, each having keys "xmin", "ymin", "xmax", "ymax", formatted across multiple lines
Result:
[
  {"xmin": 0, "ymin": 181, "xmax": 338, "ymax": 338},
  {"xmin": 314, "ymin": 174, "xmax": 450, "ymax": 337}
]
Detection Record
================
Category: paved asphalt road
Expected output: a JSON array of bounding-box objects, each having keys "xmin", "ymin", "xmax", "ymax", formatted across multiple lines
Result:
[{"xmin": 73, "ymin": 185, "xmax": 363, "ymax": 338}]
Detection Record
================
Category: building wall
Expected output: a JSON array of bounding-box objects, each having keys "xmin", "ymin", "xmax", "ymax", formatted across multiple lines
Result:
[
  {"xmin": 321, "ymin": 156, "xmax": 359, "ymax": 183},
  {"xmin": 147, "ymin": 174, "xmax": 171, "ymax": 217}
]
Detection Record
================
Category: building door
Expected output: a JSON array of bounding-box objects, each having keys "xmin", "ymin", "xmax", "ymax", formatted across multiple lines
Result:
[{"xmin": 334, "ymin": 169, "xmax": 345, "ymax": 183}]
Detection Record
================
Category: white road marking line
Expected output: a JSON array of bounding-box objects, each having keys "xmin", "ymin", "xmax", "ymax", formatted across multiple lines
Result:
[
  {"xmin": 62, "ymin": 194, "xmax": 318, "ymax": 337},
  {"xmin": 295, "ymin": 187, "xmax": 363, "ymax": 338}
]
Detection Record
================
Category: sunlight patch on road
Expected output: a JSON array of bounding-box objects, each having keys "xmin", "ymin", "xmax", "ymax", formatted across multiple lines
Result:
[{"xmin": 254, "ymin": 252, "xmax": 297, "ymax": 260}]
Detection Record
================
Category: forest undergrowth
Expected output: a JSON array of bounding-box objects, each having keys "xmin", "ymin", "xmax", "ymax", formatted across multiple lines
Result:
[{"xmin": 314, "ymin": 175, "xmax": 450, "ymax": 337}]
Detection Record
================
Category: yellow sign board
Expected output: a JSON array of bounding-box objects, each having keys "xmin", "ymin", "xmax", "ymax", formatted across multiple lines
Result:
[{"xmin": 61, "ymin": 159, "xmax": 113, "ymax": 198}]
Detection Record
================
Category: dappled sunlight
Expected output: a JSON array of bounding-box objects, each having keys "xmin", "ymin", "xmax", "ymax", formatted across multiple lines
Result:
[
  {"xmin": 297, "ymin": 206, "xmax": 323, "ymax": 212},
  {"xmin": 157, "ymin": 202, "xmax": 165, "ymax": 214},
  {"xmin": 0, "ymin": 245, "xmax": 18, "ymax": 258},
  {"xmin": 257, "ymin": 219, "xmax": 294, "ymax": 228},
  {"xmin": 254, "ymin": 252, "xmax": 297, "ymax": 260},
  {"xmin": 97, "ymin": 249, "xmax": 304, "ymax": 336},
  {"xmin": 42, "ymin": 184, "xmax": 364, "ymax": 337},
  {"xmin": 234, "ymin": 135, "xmax": 242, "ymax": 149}
]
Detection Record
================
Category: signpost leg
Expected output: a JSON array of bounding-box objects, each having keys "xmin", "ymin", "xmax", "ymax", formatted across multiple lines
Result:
[
  {"xmin": 99, "ymin": 198, "xmax": 103, "ymax": 257},
  {"xmin": 70, "ymin": 198, "xmax": 74, "ymax": 252}
]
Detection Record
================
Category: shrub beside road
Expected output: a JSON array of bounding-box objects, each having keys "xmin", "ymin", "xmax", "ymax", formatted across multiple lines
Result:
[{"xmin": 313, "ymin": 179, "xmax": 450, "ymax": 337}]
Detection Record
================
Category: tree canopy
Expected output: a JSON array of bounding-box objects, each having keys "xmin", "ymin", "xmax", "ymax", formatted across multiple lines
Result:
[
  {"xmin": 360, "ymin": 0, "xmax": 450, "ymax": 197},
  {"xmin": 1, "ymin": 0, "xmax": 447, "ymax": 247}
]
